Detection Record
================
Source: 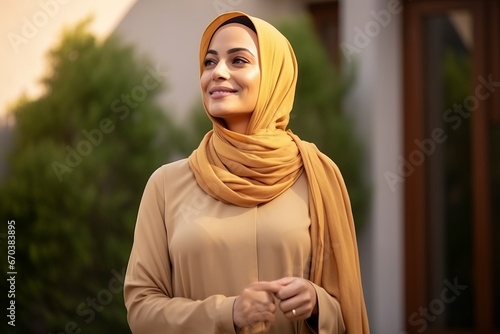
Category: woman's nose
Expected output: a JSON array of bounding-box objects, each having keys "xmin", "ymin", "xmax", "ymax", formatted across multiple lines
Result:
[{"xmin": 212, "ymin": 61, "xmax": 229, "ymax": 80}]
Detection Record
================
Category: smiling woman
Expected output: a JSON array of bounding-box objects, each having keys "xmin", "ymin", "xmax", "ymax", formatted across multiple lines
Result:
[
  {"xmin": 124, "ymin": 11, "xmax": 369, "ymax": 334},
  {"xmin": 200, "ymin": 22, "xmax": 261, "ymax": 134}
]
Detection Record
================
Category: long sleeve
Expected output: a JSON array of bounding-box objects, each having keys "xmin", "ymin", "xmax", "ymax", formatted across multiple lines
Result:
[
  {"xmin": 124, "ymin": 168, "xmax": 237, "ymax": 334},
  {"xmin": 305, "ymin": 283, "xmax": 345, "ymax": 334}
]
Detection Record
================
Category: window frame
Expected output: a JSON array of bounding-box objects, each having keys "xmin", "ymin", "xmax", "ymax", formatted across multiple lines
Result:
[{"xmin": 403, "ymin": 0, "xmax": 496, "ymax": 333}]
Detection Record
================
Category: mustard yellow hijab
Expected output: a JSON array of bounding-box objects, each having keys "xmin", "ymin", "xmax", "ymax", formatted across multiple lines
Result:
[{"xmin": 188, "ymin": 11, "xmax": 369, "ymax": 334}]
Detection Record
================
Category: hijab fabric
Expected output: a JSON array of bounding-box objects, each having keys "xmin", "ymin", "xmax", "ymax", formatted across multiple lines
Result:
[{"xmin": 188, "ymin": 11, "xmax": 369, "ymax": 334}]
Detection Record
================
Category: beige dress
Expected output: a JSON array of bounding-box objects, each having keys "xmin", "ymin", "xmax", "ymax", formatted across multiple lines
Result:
[{"xmin": 124, "ymin": 159, "xmax": 345, "ymax": 334}]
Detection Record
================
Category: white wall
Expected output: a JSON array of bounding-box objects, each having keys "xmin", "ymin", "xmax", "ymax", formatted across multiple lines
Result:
[{"xmin": 340, "ymin": 0, "xmax": 404, "ymax": 332}]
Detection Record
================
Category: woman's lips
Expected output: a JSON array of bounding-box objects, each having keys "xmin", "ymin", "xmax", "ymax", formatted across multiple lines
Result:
[
  {"xmin": 209, "ymin": 86, "xmax": 238, "ymax": 98},
  {"xmin": 210, "ymin": 91, "xmax": 237, "ymax": 98}
]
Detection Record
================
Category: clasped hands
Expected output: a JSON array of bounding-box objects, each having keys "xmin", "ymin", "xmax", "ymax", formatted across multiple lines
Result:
[{"xmin": 233, "ymin": 277, "xmax": 318, "ymax": 332}]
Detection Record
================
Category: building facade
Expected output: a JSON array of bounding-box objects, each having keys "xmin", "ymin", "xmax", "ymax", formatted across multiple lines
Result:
[{"xmin": 114, "ymin": 1, "xmax": 500, "ymax": 333}]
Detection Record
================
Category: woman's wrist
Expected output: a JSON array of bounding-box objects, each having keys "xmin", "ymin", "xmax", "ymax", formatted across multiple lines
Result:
[{"xmin": 306, "ymin": 280, "xmax": 319, "ymax": 315}]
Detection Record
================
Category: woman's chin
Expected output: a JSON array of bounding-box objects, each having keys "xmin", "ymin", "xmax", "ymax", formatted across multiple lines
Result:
[{"xmin": 207, "ymin": 106, "xmax": 233, "ymax": 118}]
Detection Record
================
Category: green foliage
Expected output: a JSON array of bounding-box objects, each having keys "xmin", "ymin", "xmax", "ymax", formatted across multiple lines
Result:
[
  {"xmin": 0, "ymin": 19, "xmax": 179, "ymax": 333},
  {"xmin": 279, "ymin": 16, "xmax": 369, "ymax": 229},
  {"xmin": 441, "ymin": 47, "xmax": 474, "ymax": 326},
  {"xmin": 184, "ymin": 16, "xmax": 369, "ymax": 229}
]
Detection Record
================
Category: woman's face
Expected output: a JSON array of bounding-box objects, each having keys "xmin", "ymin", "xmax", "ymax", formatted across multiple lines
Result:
[{"xmin": 200, "ymin": 23, "xmax": 260, "ymax": 133}]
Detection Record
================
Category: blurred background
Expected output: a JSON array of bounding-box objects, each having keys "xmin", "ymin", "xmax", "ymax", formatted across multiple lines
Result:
[{"xmin": 0, "ymin": 0, "xmax": 498, "ymax": 333}]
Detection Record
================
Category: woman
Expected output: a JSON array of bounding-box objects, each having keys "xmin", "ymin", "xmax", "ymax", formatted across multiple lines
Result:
[{"xmin": 124, "ymin": 11, "xmax": 369, "ymax": 334}]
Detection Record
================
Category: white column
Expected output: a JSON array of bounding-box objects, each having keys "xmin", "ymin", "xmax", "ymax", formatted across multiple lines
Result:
[{"xmin": 340, "ymin": 0, "xmax": 405, "ymax": 333}]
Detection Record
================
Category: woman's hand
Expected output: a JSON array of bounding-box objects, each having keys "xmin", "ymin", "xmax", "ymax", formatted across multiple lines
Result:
[
  {"xmin": 273, "ymin": 277, "xmax": 318, "ymax": 320},
  {"xmin": 233, "ymin": 281, "xmax": 282, "ymax": 331}
]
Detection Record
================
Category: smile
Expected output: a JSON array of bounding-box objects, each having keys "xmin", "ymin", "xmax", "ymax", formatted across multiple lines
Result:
[{"xmin": 209, "ymin": 87, "xmax": 238, "ymax": 98}]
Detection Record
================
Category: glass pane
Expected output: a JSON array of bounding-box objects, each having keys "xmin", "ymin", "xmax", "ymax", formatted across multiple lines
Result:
[
  {"xmin": 492, "ymin": 122, "xmax": 500, "ymax": 330},
  {"xmin": 423, "ymin": 10, "xmax": 475, "ymax": 328}
]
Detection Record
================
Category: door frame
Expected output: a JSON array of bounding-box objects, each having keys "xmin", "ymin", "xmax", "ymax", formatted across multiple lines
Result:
[{"xmin": 403, "ymin": 0, "xmax": 495, "ymax": 332}]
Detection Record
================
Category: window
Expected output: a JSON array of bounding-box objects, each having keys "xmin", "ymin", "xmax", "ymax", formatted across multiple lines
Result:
[{"xmin": 404, "ymin": 1, "xmax": 500, "ymax": 333}]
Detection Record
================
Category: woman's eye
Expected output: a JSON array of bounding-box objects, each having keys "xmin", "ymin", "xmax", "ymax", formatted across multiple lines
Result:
[
  {"xmin": 233, "ymin": 57, "xmax": 248, "ymax": 64},
  {"xmin": 204, "ymin": 59, "xmax": 216, "ymax": 67}
]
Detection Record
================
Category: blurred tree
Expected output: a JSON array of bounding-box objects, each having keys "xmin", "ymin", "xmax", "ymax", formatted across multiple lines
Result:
[
  {"xmin": 281, "ymin": 16, "xmax": 369, "ymax": 229},
  {"xmin": 185, "ymin": 15, "xmax": 369, "ymax": 229},
  {"xmin": 0, "ymin": 18, "xmax": 181, "ymax": 333}
]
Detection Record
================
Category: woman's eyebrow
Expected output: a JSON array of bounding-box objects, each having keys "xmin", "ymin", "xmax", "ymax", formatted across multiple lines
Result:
[
  {"xmin": 227, "ymin": 47, "xmax": 255, "ymax": 56},
  {"xmin": 205, "ymin": 48, "xmax": 255, "ymax": 57}
]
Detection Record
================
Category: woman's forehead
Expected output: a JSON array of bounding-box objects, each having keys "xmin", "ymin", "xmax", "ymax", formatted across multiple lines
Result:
[{"xmin": 208, "ymin": 23, "xmax": 259, "ymax": 51}]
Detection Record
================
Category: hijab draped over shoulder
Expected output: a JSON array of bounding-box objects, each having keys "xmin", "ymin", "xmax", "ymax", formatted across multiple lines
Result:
[{"xmin": 188, "ymin": 11, "xmax": 369, "ymax": 334}]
